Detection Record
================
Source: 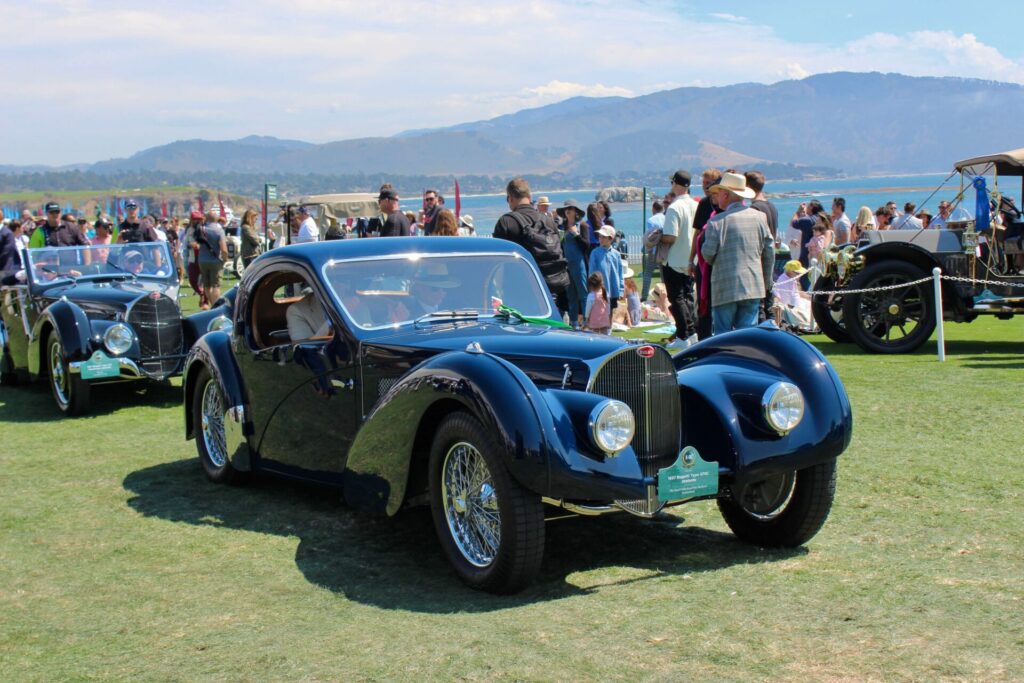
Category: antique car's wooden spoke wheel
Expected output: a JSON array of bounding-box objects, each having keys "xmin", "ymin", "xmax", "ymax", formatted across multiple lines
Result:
[
  {"xmin": 192, "ymin": 367, "xmax": 246, "ymax": 485},
  {"xmin": 429, "ymin": 412, "xmax": 544, "ymax": 593},
  {"xmin": 810, "ymin": 276, "xmax": 851, "ymax": 343},
  {"xmin": 718, "ymin": 459, "xmax": 837, "ymax": 548},
  {"xmin": 47, "ymin": 335, "xmax": 89, "ymax": 415},
  {"xmin": 842, "ymin": 261, "xmax": 935, "ymax": 354}
]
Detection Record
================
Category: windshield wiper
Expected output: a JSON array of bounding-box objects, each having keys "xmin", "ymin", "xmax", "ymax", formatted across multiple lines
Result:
[
  {"xmin": 39, "ymin": 266, "xmax": 76, "ymax": 284},
  {"xmin": 413, "ymin": 309, "xmax": 481, "ymax": 326},
  {"xmin": 105, "ymin": 259, "xmax": 138, "ymax": 281}
]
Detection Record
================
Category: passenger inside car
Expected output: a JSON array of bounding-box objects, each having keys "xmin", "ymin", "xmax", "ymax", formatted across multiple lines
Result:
[{"xmin": 286, "ymin": 287, "xmax": 332, "ymax": 341}]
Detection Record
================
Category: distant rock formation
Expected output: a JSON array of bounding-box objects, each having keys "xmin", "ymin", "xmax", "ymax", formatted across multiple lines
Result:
[{"xmin": 596, "ymin": 187, "xmax": 646, "ymax": 203}]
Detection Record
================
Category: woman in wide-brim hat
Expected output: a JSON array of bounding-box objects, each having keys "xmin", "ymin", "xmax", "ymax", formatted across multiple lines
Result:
[{"xmin": 557, "ymin": 199, "xmax": 589, "ymax": 328}]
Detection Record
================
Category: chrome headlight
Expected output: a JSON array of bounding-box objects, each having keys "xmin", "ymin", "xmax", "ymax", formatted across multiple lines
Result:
[
  {"xmin": 589, "ymin": 400, "xmax": 635, "ymax": 455},
  {"xmin": 762, "ymin": 382, "xmax": 804, "ymax": 434},
  {"xmin": 207, "ymin": 315, "xmax": 233, "ymax": 334},
  {"xmin": 103, "ymin": 323, "xmax": 133, "ymax": 356}
]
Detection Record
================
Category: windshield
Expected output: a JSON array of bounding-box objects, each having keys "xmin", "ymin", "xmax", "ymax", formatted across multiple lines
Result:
[
  {"xmin": 322, "ymin": 252, "xmax": 552, "ymax": 330},
  {"xmin": 25, "ymin": 242, "xmax": 176, "ymax": 287}
]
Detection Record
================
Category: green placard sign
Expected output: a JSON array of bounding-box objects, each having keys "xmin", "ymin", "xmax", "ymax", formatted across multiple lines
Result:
[
  {"xmin": 657, "ymin": 446, "xmax": 718, "ymax": 502},
  {"xmin": 80, "ymin": 351, "xmax": 120, "ymax": 380},
  {"xmin": 265, "ymin": 184, "xmax": 277, "ymax": 201}
]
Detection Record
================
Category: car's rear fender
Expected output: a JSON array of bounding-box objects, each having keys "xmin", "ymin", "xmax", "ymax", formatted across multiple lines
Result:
[
  {"xmin": 673, "ymin": 326, "xmax": 853, "ymax": 486},
  {"xmin": 183, "ymin": 332, "xmax": 248, "ymax": 451},
  {"xmin": 29, "ymin": 300, "xmax": 92, "ymax": 377},
  {"xmin": 344, "ymin": 350, "xmax": 555, "ymax": 516}
]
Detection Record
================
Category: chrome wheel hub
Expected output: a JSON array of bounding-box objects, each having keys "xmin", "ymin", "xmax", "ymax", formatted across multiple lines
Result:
[
  {"xmin": 50, "ymin": 343, "xmax": 69, "ymax": 406},
  {"xmin": 200, "ymin": 380, "xmax": 228, "ymax": 468},
  {"xmin": 441, "ymin": 441, "xmax": 500, "ymax": 568},
  {"xmin": 740, "ymin": 472, "xmax": 797, "ymax": 520}
]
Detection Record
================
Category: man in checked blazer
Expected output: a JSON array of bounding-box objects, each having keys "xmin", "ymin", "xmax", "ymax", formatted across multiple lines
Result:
[{"xmin": 700, "ymin": 172, "xmax": 775, "ymax": 335}]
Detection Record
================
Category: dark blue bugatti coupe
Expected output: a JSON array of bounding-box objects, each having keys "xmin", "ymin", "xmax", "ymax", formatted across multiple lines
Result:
[{"xmin": 183, "ymin": 237, "xmax": 852, "ymax": 593}]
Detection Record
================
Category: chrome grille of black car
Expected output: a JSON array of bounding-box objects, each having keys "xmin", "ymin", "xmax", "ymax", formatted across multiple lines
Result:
[
  {"xmin": 127, "ymin": 294, "xmax": 183, "ymax": 379},
  {"xmin": 588, "ymin": 346, "xmax": 681, "ymax": 516}
]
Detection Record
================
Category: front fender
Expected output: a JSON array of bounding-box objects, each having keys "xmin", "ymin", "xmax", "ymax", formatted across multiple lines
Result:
[
  {"xmin": 674, "ymin": 326, "xmax": 852, "ymax": 485},
  {"xmin": 29, "ymin": 299, "xmax": 92, "ymax": 376},
  {"xmin": 344, "ymin": 350, "xmax": 551, "ymax": 516},
  {"xmin": 183, "ymin": 331, "xmax": 247, "ymax": 446}
]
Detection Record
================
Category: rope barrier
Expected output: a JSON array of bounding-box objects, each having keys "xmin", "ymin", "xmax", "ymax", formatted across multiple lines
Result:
[{"xmin": 802, "ymin": 273, "xmax": 1024, "ymax": 298}]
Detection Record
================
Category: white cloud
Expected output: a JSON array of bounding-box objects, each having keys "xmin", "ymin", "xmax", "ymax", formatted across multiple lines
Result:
[
  {"xmin": 1, "ymin": 1, "xmax": 1022, "ymax": 164},
  {"xmin": 524, "ymin": 81, "xmax": 634, "ymax": 99},
  {"xmin": 710, "ymin": 13, "xmax": 747, "ymax": 22}
]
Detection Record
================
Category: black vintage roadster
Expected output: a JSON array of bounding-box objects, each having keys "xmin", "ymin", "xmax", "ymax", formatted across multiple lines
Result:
[
  {"xmin": 183, "ymin": 237, "xmax": 852, "ymax": 593},
  {"xmin": 0, "ymin": 242, "xmax": 212, "ymax": 414}
]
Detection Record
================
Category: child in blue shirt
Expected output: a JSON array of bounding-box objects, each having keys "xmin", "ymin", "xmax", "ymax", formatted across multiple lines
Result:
[{"xmin": 588, "ymin": 225, "xmax": 624, "ymax": 314}]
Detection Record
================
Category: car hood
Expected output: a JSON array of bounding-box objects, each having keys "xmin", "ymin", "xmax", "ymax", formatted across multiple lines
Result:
[
  {"xmin": 364, "ymin": 319, "xmax": 632, "ymax": 389},
  {"xmin": 37, "ymin": 279, "xmax": 179, "ymax": 318}
]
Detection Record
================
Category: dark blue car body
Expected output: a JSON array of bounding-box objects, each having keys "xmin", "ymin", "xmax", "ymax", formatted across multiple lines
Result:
[{"xmin": 183, "ymin": 237, "xmax": 852, "ymax": 592}]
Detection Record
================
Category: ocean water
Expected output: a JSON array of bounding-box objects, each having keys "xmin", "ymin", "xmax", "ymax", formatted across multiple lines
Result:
[{"xmin": 451, "ymin": 172, "xmax": 1016, "ymax": 237}]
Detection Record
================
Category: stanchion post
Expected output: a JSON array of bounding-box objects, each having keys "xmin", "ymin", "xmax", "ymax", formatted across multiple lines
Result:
[{"xmin": 932, "ymin": 267, "xmax": 945, "ymax": 361}]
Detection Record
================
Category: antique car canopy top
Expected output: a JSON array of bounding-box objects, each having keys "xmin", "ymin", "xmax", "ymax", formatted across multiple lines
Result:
[{"xmin": 953, "ymin": 147, "xmax": 1024, "ymax": 177}]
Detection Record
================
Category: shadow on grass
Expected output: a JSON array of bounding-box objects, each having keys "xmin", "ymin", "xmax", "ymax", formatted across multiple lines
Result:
[
  {"xmin": 0, "ymin": 377, "xmax": 181, "ymax": 421},
  {"xmin": 123, "ymin": 459, "xmax": 804, "ymax": 613}
]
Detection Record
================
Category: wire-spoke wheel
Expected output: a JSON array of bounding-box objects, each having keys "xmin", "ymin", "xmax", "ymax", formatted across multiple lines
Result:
[
  {"xmin": 192, "ymin": 366, "xmax": 246, "ymax": 484},
  {"xmin": 429, "ymin": 411, "xmax": 544, "ymax": 593},
  {"xmin": 47, "ymin": 335, "xmax": 89, "ymax": 415},
  {"xmin": 718, "ymin": 459, "xmax": 837, "ymax": 548},
  {"xmin": 842, "ymin": 261, "xmax": 935, "ymax": 353}
]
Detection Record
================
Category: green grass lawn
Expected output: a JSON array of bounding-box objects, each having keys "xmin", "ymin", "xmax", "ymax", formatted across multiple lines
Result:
[{"xmin": 1, "ymin": 309, "xmax": 1022, "ymax": 681}]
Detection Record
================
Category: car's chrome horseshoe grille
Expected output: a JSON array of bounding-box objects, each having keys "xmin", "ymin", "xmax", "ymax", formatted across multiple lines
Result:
[
  {"xmin": 589, "ymin": 346, "xmax": 681, "ymax": 516},
  {"xmin": 127, "ymin": 294, "xmax": 183, "ymax": 379}
]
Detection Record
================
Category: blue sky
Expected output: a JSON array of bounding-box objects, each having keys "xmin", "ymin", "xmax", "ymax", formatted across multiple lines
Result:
[{"xmin": 2, "ymin": 0, "xmax": 1022, "ymax": 165}]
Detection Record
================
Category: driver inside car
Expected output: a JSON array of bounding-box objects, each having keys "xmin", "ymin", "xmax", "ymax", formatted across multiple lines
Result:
[{"xmin": 390, "ymin": 263, "xmax": 461, "ymax": 321}]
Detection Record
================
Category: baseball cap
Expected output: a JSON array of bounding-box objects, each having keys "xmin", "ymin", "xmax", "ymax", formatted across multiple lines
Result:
[
  {"xmin": 297, "ymin": 205, "xmax": 311, "ymax": 214},
  {"xmin": 125, "ymin": 200, "xmax": 139, "ymax": 209},
  {"xmin": 378, "ymin": 189, "xmax": 399, "ymax": 201},
  {"xmin": 44, "ymin": 202, "xmax": 60, "ymax": 213},
  {"xmin": 670, "ymin": 170, "xmax": 691, "ymax": 187},
  {"xmin": 190, "ymin": 211, "xmax": 203, "ymax": 221}
]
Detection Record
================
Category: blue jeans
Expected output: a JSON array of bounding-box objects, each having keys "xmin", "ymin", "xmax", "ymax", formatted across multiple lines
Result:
[
  {"xmin": 712, "ymin": 299, "xmax": 761, "ymax": 335},
  {"xmin": 566, "ymin": 267, "xmax": 588, "ymax": 325}
]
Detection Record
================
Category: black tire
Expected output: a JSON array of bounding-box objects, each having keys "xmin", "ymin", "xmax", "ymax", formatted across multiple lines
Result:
[
  {"xmin": 718, "ymin": 459, "xmax": 837, "ymax": 547},
  {"xmin": 810, "ymin": 276, "xmax": 851, "ymax": 343},
  {"xmin": 192, "ymin": 366, "xmax": 248, "ymax": 485},
  {"xmin": 428, "ymin": 411, "xmax": 545, "ymax": 593},
  {"xmin": 47, "ymin": 335, "xmax": 90, "ymax": 415},
  {"xmin": 841, "ymin": 260, "xmax": 936, "ymax": 354}
]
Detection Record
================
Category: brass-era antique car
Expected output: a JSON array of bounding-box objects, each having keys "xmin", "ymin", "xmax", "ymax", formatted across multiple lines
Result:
[
  {"xmin": 813, "ymin": 147, "xmax": 1024, "ymax": 353},
  {"xmin": 184, "ymin": 237, "xmax": 852, "ymax": 592}
]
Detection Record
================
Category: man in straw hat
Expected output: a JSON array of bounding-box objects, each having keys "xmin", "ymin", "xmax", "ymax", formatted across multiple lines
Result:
[{"xmin": 700, "ymin": 171, "xmax": 775, "ymax": 335}]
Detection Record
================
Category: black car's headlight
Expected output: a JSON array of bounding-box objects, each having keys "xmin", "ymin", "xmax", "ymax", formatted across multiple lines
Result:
[
  {"xmin": 762, "ymin": 382, "xmax": 804, "ymax": 434},
  {"xmin": 589, "ymin": 400, "xmax": 635, "ymax": 455},
  {"xmin": 103, "ymin": 323, "xmax": 133, "ymax": 356},
  {"xmin": 207, "ymin": 315, "xmax": 233, "ymax": 334}
]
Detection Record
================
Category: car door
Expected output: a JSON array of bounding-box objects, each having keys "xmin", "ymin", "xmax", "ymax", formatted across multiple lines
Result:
[
  {"xmin": 235, "ymin": 267, "xmax": 359, "ymax": 483},
  {"xmin": 1, "ymin": 285, "xmax": 35, "ymax": 372}
]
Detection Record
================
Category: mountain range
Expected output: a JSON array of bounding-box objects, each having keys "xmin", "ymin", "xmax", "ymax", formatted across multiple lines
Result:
[{"xmin": 12, "ymin": 72, "xmax": 1024, "ymax": 179}]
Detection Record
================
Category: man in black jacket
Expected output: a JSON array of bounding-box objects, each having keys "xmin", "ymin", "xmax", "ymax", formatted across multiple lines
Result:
[{"xmin": 492, "ymin": 178, "xmax": 569, "ymax": 303}]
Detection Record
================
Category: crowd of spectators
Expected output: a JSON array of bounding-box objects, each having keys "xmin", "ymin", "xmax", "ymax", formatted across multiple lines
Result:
[{"xmin": 4, "ymin": 180, "xmax": 1020, "ymax": 341}]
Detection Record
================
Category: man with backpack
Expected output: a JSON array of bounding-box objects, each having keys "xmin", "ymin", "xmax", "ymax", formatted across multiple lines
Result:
[{"xmin": 493, "ymin": 178, "xmax": 569, "ymax": 305}]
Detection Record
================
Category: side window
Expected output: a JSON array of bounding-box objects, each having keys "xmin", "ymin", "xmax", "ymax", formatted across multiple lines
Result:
[{"xmin": 248, "ymin": 272, "xmax": 326, "ymax": 349}]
